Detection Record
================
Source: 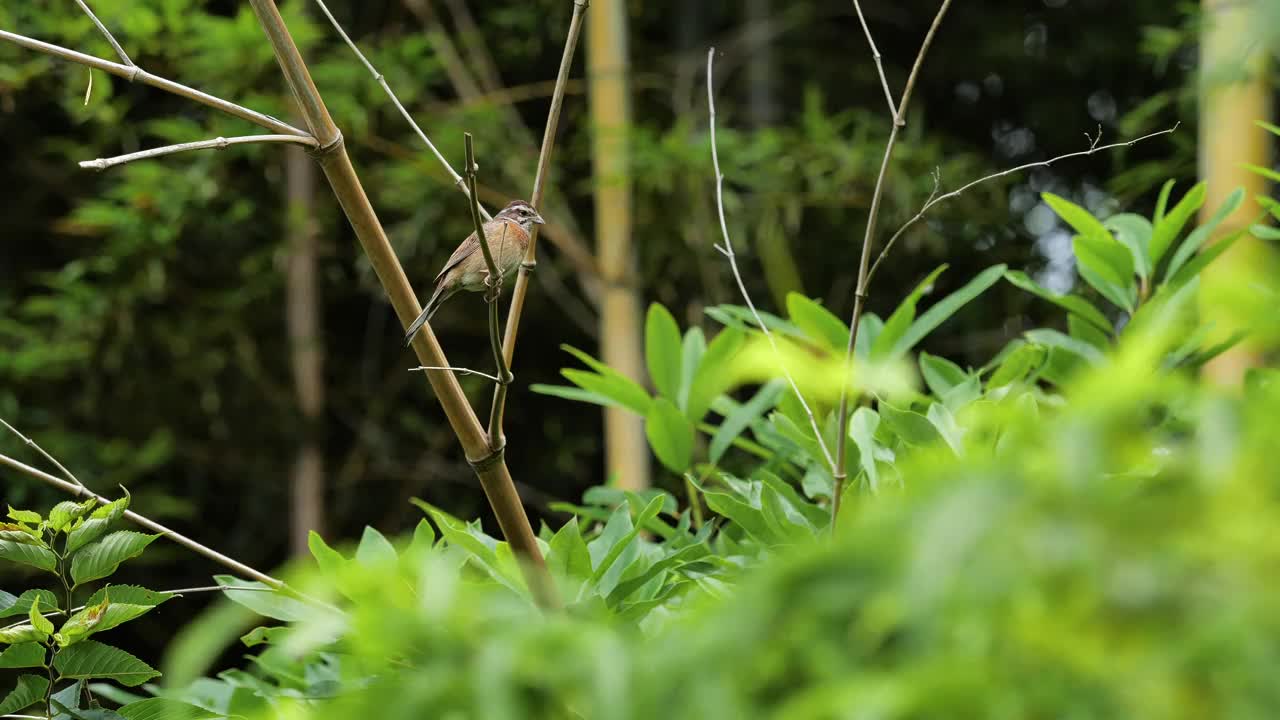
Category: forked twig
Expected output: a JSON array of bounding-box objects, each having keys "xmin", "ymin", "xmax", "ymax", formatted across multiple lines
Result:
[
  {"xmin": 0, "ymin": 416, "xmax": 84, "ymax": 489},
  {"xmin": 834, "ymin": 0, "xmax": 954, "ymax": 520},
  {"xmin": 707, "ymin": 48, "xmax": 838, "ymax": 475},
  {"xmin": 73, "ymin": 0, "xmax": 132, "ymax": 66},
  {"xmin": 866, "ymin": 123, "xmax": 1181, "ymax": 285},
  {"xmin": 80, "ymin": 134, "xmax": 319, "ymax": 170},
  {"xmin": 850, "ymin": 0, "xmax": 898, "ymax": 122},
  {"xmin": 309, "ymin": 0, "xmax": 491, "ymax": 219},
  {"xmin": 0, "ymin": 30, "xmax": 308, "ymax": 137}
]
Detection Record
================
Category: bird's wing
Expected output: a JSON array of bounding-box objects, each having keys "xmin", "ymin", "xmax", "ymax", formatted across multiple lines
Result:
[{"xmin": 433, "ymin": 231, "xmax": 479, "ymax": 284}]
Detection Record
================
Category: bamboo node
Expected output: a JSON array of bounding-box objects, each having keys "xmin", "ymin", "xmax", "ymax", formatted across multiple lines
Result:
[{"xmin": 467, "ymin": 443, "xmax": 506, "ymax": 473}]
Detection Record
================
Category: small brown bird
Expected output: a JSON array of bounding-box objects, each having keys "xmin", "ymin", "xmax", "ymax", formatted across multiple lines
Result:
[{"xmin": 404, "ymin": 199, "xmax": 545, "ymax": 346}]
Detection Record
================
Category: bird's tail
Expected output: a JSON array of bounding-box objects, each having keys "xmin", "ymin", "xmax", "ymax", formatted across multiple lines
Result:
[{"xmin": 404, "ymin": 283, "xmax": 448, "ymax": 347}]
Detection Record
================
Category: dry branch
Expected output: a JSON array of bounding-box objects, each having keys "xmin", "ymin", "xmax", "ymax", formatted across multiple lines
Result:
[{"xmin": 80, "ymin": 134, "xmax": 318, "ymax": 170}]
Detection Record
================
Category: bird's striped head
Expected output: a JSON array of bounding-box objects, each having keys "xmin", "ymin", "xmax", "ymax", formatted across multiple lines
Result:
[{"xmin": 497, "ymin": 199, "xmax": 545, "ymax": 229}]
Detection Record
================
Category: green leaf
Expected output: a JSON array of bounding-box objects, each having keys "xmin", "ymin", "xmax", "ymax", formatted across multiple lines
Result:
[
  {"xmin": 1153, "ymin": 179, "xmax": 1175, "ymax": 225},
  {"xmin": 240, "ymin": 626, "xmax": 289, "ymax": 648},
  {"xmin": 686, "ymin": 327, "xmax": 745, "ymax": 422},
  {"xmin": 117, "ymin": 698, "xmax": 221, "ymax": 720},
  {"xmin": 645, "ymin": 303, "xmax": 683, "ymax": 401},
  {"xmin": 74, "ymin": 586, "xmax": 171, "ymax": 637},
  {"xmin": 561, "ymin": 344, "xmax": 652, "ymax": 415},
  {"xmin": 0, "ymin": 642, "xmax": 44, "ymax": 668},
  {"xmin": 0, "ymin": 523, "xmax": 42, "ymax": 545},
  {"xmin": 66, "ymin": 493, "xmax": 130, "ymax": 555},
  {"xmin": 1043, "ymin": 192, "xmax": 1115, "ymax": 244},
  {"xmin": 0, "ymin": 623, "xmax": 44, "ymax": 645},
  {"xmin": 785, "ymin": 294, "xmax": 848, "ymax": 352},
  {"xmin": 590, "ymin": 497, "xmax": 663, "ymax": 594},
  {"xmin": 548, "ymin": 517, "xmax": 593, "ymax": 585},
  {"xmin": 355, "ymin": 527, "xmax": 397, "ymax": 566},
  {"xmin": 0, "ymin": 539, "xmax": 58, "ymax": 573},
  {"xmin": 1004, "ymin": 270, "xmax": 1112, "ymax": 333},
  {"xmin": 918, "ymin": 352, "xmax": 968, "ymax": 397},
  {"xmin": 414, "ymin": 502, "xmax": 522, "ymax": 593},
  {"xmin": 0, "ymin": 674, "xmax": 49, "ymax": 714},
  {"xmin": 1073, "ymin": 233, "xmax": 1136, "ymax": 311},
  {"xmin": 48, "ymin": 499, "xmax": 98, "ymax": 534},
  {"xmin": 1149, "ymin": 181, "xmax": 1206, "ymax": 265},
  {"xmin": 879, "ymin": 402, "xmax": 942, "ymax": 447},
  {"xmin": 709, "ymin": 380, "xmax": 784, "ymax": 464},
  {"xmin": 0, "ymin": 589, "xmax": 58, "ymax": 619},
  {"xmin": 988, "ymin": 342, "xmax": 1047, "ymax": 388},
  {"xmin": 214, "ymin": 576, "xmax": 309, "ymax": 622},
  {"xmin": 29, "ymin": 596, "xmax": 53, "ymax": 638},
  {"xmin": 678, "ymin": 327, "xmax": 706, "ymax": 411},
  {"xmin": 1025, "ymin": 329, "xmax": 1105, "ymax": 364},
  {"xmin": 1104, "ymin": 212, "xmax": 1153, "ymax": 280},
  {"xmin": 892, "ymin": 264, "xmax": 1008, "ymax": 358},
  {"xmin": 53, "ymin": 640, "xmax": 160, "ymax": 687},
  {"xmin": 411, "ymin": 519, "xmax": 436, "ymax": 554},
  {"xmin": 7, "ymin": 508, "xmax": 41, "ymax": 526},
  {"xmin": 308, "ymin": 531, "xmax": 347, "ymax": 576},
  {"xmin": 926, "ymin": 403, "xmax": 964, "ymax": 456},
  {"xmin": 70, "ymin": 531, "xmax": 159, "ymax": 586},
  {"xmin": 529, "ymin": 383, "xmax": 615, "ymax": 407},
  {"xmin": 1069, "ymin": 313, "xmax": 1111, "ymax": 351},
  {"xmin": 873, "ymin": 265, "xmax": 949, "ymax": 359},
  {"xmin": 848, "ymin": 408, "xmax": 885, "ymax": 491},
  {"xmin": 1163, "ymin": 188, "xmax": 1245, "ymax": 284},
  {"xmin": 1251, "ymin": 223, "xmax": 1280, "ymax": 241},
  {"xmin": 646, "ymin": 398, "xmax": 695, "ymax": 473},
  {"xmin": 854, "ymin": 313, "xmax": 883, "ymax": 360},
  {"xmin": 561, "ymin": 369, "xmax": 652, "ymax": 416},
  {"xmin": 1165, "ymin": 228, "xmax": 1246, "ymax": 290}
]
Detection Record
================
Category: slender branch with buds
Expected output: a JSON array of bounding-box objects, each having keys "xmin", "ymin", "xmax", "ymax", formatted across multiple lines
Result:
[{"xmin": 865, "ymin": 123, "xmax": 1182, "ymax": 285}]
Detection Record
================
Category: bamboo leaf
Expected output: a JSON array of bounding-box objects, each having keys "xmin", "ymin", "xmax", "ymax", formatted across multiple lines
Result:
[
  {"xmin": 646, "ymin": 398, "xmax": 695, "ymax": 473},
  {"xmin": 645, "ymin": 303, "xmax": 683, "ymax": 401},
  {"xmin": 873, "ymin": 265, "xmax": 948, "ymax": 359},
  {"xmin": 892, "ymin": 264, "xmax": 1007, "ymax": 358},
  {"xmin": 1149, "ymin": 181, "xmax": 1206, "ymax": 265},
  {"xmin": 1004, "ymin": 270, "xmax": 1111, "ymax": 332},
  {"xmin": 709, "ymin": 380, "xmax": 784, "ymax": 464},
  {"xmin": 785, "ymin": 294, "xmax": 848, "ymax": 352}
]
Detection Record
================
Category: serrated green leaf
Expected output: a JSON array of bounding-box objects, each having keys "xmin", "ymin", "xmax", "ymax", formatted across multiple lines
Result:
[
  {"xmin": 75, "ymin": 586, "xmax": 171, "ymax": 636},
  {"xmin": 66, "ymin": 493, "xmax": 130, "ymax": 555},
  {"xmin": 0, "ymin": 674, "xmax": 49, "ymax": 714},
  {"xmin": 892, "ymin": 264, "xmax": 1007, "ymax": 357},
  {"xmin": 645, "ymin": 303, "xmax": 683, "ymax": 401},
  {"xmin": 1004, "ymin": 270, "xmax": 1112, "ymax": 332},
  {"xmin": 53, "ymin": 640, "xmax": 160, "ymax": 687},
  {"xmin": 873, "ymin": 265, "xmax": 948, "ymax": 359},
  {"xmin": 0, "ymin": 540, "xmax": 58, "ymax": 573},
  {"xmin": 0, "ymin": 589, "xmax": 59, "ymax": 620},
  {"xmin": 709, "ymin": 380, "xmax": 784, "ymax": 464},
  {"xmin": 7, "ymin": 508, "xmax": 41, "ymax": 526},
  {"xmin": 355, "ymin": 527, "xmax": 397, "ymax": 566},
  {"xmin": 646, "ymin": 398, "xmax": 695, "ymax": 473},
  {"xmin": 1150, "ymin": 181, "xmax": 1206, "ymax": 264},
  {"xmin": 117, "ymin": 698, "xmax": 221, "ymax": 720},
  {"xmin": 214, "ymin": 577, "xmax": 308, "ymax": 622},
  {"xmin": 785, "ymin": 294, "xmax": 848, "ymax": 352},
  {"xmin": 29, "ymin": 597, "xmax": 53, "ymax": 638},
  {"xmin": 71, "ymin": 531, "xmax": 158, "ymax": 586},
  {"xmin": 0, "ymin": 642, "xmax": 44, "ymax": 668},
  {"xmin": 48, "ymin": 499, "xmax": 98, "ymax": 534}
]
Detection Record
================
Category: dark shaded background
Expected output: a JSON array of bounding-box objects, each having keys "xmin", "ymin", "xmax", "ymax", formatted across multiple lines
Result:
[{"xmin": 1, "ymin": 0, "xmax": 1196, "ymax": 661}]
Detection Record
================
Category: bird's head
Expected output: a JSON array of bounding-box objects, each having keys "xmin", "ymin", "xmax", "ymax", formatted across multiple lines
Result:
[{"xmin": 498, "ymin": 199, "xmax": 546, "ymax": 229}]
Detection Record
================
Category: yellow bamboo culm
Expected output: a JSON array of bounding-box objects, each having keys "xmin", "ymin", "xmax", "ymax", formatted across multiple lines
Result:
[
  {"xmin": 1199, "ymin": 0, "xmax": 1274, "ymax": 386},
  {"xmin": 588, "ymin": 1, "xmax": 650, "ymax": 490}
]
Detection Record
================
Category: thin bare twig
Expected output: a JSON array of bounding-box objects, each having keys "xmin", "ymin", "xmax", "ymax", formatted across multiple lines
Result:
[
  {"xmin": 867, "ymin": 123, "xmax": 1182, "ymax": 285},
  {"xmin": 0, "ymin": 30, "xmax": 308, "ymax": 137},
  {"xmin": 0, "ymin": 450, "xmax": 283, "ymax": 588},
  {"xmin": 73, "ymin": 0, "xmax": 133, "ymax": 66},
  {"xmin": 308, "ymin": 0, "xmax": 491, "ymax": 219},
  {"xmin": 850, "ymin": 0, "xmax": 898, "ymax": 122},
  {"xmin": 409, "ymin": 365, "xmax": 502, "ymax": 383},
  {"xmin": 707, "ymin": 48, "xmax": 838, "ymax": 474},
  {"xmin": 834, "ymin": 0, "xmax": 954, "ymax": 521},
  {"xmin": 491, "ymin": 0, "xmax": 590, "ymax": 440},
  {"xmin": 79, "ymin": 134, "xmax": 319, "ymax": 170},
  {"xmin": 0, "ymin": 416, "xmax": 85, "ymax": 490}
]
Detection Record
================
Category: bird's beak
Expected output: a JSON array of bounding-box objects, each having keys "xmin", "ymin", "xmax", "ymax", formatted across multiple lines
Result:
[{"xmin": 532, "ymin": 212, "xmax": 546, "ymax": 225}]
